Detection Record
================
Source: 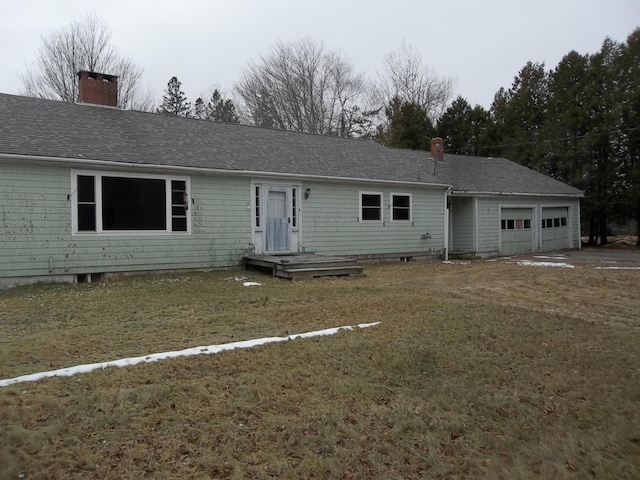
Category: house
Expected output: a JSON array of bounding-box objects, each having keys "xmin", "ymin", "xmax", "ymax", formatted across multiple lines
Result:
[{"xmin": 0, "ymin": 72, "xmax": 582, "ymax": 287}]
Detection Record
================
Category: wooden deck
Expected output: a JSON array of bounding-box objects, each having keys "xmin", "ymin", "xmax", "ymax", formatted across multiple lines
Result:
[{"xmin": 244, "ymin": 253, "xmax": 364, "ymax": 279}]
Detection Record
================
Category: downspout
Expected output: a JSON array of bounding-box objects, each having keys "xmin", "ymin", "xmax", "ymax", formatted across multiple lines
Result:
[{"xmin": 443, "ymin": 187, "xmax": 452, "ymax": 261}]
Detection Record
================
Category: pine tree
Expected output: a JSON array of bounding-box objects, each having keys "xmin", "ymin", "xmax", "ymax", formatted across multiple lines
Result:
[
  {"xmin": 376, "ymin": 97, "xmax": 434, "ymax": 150},
  {"xmin": 192, "ymin": 97, "xmax": 206, "ymax": 119},
  {"xmin": 157, "ymin": 77, "xmax": 191, "ymax": 117},
  {"xmin": 207, "ymin": 90, "xmax": 239, "ymax": 123},
  {"xmin": 436, "ymin": 96, "xmax": 489, "ymax": 156}
]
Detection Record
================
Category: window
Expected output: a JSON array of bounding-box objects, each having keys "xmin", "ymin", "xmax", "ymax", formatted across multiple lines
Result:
[
  {"xmin": 171, "ymin": 180, "xmax": 188, "ymax": 232},
  {"xmin": 73, "ymin": 171, "xmax": 190, "ymax": 234},
  {"xmin": 77, "ymin": 175, "xmax": 96, "ymax": 231},
  {"xmin": 524, "ymin": 219, "xmax": 531, "ymax": 229},
  {"xmin": 292, "ymin": 187, "xmax": 297, "ymax": 228},
  {"xmin": 507, "ymin": 219, "xmax": 515, "ymax": 230},
  {"xmin": 391, "ymin": 194, "xmax": 411, "ymax": 221},
  {"xmin": 542, "ymin": 216, "xmax": 567, "ymax": 229},
  {"xmin": 360, "ymin": 192, "xmax": 382, "ymax": 221},
  {"xmin": 255, "ymin": 185, "xmax": 261, "ymax": 228}
]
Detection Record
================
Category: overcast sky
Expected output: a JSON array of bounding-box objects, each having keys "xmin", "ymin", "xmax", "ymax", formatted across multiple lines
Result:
[{"xmin": 1, "ymin": 0, "xmax": 638, "ymax": 110}]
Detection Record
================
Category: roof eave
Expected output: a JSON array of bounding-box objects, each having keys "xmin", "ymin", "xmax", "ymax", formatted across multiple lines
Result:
[
  {"xmin": 450, "ymin": 189, "xmax": 584, "ymax": 198},
  {"xmin": 0, "ymin": 153, "xmax": 452, "ymax": 189}
]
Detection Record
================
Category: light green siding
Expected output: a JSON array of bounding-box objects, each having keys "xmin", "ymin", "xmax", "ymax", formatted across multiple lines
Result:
[
  {"xmin": 472, "ymin": 196, "xmax": 581, "ymax": 256},
  {"xmin": 300, "ymin": 181, "xmax": 447, "ymax": 257},
  {"xmin": 449, "ymin": 197, "xmax": 474, "ymax": 252},
  {"xmin": 0, "ymin": 161, "xmax": 251, "ymax": 280}
]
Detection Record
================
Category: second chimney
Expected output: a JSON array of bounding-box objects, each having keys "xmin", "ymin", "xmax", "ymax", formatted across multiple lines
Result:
[
  {"xmin": 78, "ymin": 71, "xmax": 118, "ymax": 107},
  {"xmin": 431, "ymin": 137, "xmax": 444, "ymax": 162}
]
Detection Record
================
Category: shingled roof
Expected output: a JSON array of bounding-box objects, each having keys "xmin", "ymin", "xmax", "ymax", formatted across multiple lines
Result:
[{"xmin": 0, "ymin": 93, "xmax": 582, "ymax": 197}]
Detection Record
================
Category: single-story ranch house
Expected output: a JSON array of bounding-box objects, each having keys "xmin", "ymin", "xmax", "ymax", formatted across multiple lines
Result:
[{"xmin": 0, "ymin": 72, "xmax": 582, "ymax": 287}]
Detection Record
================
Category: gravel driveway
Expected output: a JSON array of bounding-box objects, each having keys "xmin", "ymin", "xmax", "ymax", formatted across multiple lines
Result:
[{"xmin": 499, "ymin": 247, "xmax": 640, "ymax": 268}]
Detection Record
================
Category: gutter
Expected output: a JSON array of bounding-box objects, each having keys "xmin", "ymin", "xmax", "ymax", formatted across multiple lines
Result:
[
  {"xmin": 0, "ymin": 153, "xmax": 452, "ymax": 190},
  {"xmin": 450, "ymin": 190, "xmax": 584, "ymax": 198}
]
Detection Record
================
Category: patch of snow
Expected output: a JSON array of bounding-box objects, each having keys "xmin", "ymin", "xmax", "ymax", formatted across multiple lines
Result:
[
  {"xmin": 516, "ymin": 260, "xmax": 575, "ymax": 268},
  {"xmin": 595, "ymin": 266, "xmax": 640, "ymax": 270},
  {"xmin": 443, "ymin": 260, "xmax": 471, "ymax": 265},
  {"xmin": 0, "ymin": 322, "xmax": 381, "ymax": 388},
  {"xmin": 533, "ymin": 255, "xmax": 567, "ymax": 260},
  {"xmin": 243, "ymin": 282, "xmax": 261, "ymax": 287}
]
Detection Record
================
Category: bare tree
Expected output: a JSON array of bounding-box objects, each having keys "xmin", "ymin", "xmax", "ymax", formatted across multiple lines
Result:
[
  {"xmin": 373, "ymin": 41, "xmax": 455, "ymax": 123},
  {"xmin": 235, "ymin": 37, "xmax": 373, "ymax": 136},
  {"xmin": 19, "ymin": 12, "xmax": 150, "ymax": 110}
]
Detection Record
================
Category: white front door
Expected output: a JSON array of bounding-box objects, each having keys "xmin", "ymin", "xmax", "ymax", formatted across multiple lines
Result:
[{"xmin": 265, "ymin": 187, "xmax": 291, "ymax": 253}]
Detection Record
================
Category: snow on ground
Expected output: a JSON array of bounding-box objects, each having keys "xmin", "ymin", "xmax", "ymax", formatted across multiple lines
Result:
[
  {"xmin": 0, "ymin": 322, "xmax": 381, "ymax": 388},
  {"xmin": 595, "ymin": 266, "xmax": 640, "ymax": 270},
  {"xmin": 533, "ymin": 255, "xmax": 568, "ymax": 260},
  {"xmin": 516, "ymin": 260, "xmax": 575, "ymax": 268}
]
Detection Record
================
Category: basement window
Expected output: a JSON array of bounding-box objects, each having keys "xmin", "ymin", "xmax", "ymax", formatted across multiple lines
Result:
[
  {"xmin": 391, "ymin": 193, "xmax": 412, "ymax": 222},
  {"xmin": 72, "ymin": 171, "xmax": 190, "ymax": 234},
  {"xmin": 360, "ymin": 192, "xmax": 382, "ymax": 222}
]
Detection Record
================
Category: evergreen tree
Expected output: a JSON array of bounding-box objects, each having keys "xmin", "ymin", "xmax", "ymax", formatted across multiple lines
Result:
[
  {"xmin": 618, "ymin": 28, "xmax": 640, "ymax": 244},
  {"xmin": 485, "ymin": 62, "xmax": 551, "ymax": 168},
  {"xmin": 157, "ymin": 77, "xmax": 191, "ymax": 117},
  {"xmin": 207, "ymin": 90, "xmax": 240, "ymax": 123},
  {"xmin": 193, "ymin": 97, "xmax": 206, "ymax": 119},
  {"xmin": 436, "ymin": 96, "xmax": 489, "ymax": 156},
  {"xmin": 376, "ymin": 97, "xmax": 434, "ymax": 150}
]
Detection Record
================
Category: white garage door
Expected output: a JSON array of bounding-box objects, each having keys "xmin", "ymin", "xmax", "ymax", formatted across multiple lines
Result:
[
  {"xmin": 500, "ymin": 208, "xmax": 533, "ymax": 255},
  {"xmin": 541, "ymin": 207, "xmax": 570, "ymax": 251}
]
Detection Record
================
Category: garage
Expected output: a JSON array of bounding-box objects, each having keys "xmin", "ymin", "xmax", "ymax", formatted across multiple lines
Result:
[
  {"xmin": 541, "ymin": 207, "xmax": 570, "ymax": 251},
  {"xmin": 500, "ymin": 208, "xmax": 533, "ymax": 255}
]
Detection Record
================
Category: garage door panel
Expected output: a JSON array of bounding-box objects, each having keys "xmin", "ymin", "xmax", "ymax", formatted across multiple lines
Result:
[
  {"xmin": 542, "ymin": 207, "xmax": 569, "ymax": 251},
  {"xmin": 500, "ymin": 208, "xmax": 533, "ymax": 255}
]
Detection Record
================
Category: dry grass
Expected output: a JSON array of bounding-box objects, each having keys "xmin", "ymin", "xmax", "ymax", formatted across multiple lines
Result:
[{"xmin": 1, "ymin": 259, "xmax": 639, "ymax": 479}]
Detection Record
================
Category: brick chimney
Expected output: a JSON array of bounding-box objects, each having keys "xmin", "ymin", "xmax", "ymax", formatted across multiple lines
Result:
[
  {"xmin": 431, "ymin": 137, "xmax": 444, "ymax": 162},
  {"xmin": 77, "ymin": 71, "xmax": 118, "ymax": 107}
]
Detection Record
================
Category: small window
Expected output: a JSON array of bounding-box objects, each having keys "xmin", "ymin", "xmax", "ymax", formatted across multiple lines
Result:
[
  {"xmin": 523, "ymin": 219, "xmax": 531, "ymax": 229},
  {"xmin": 391, "ymin": 194, "xmax": 411, "ymax": 221},
  {"xmin": 507, "ymin": 219, "xmax": 515, "ymax": 230},
  {"xmin": 516, "ymin": 219, "xmax": 523, "ymax": 230},
  {"xmin": 255, "ymin": 186, "xmax": 261, "ymax": 228},
  {"xmin": 561, "ymin": 217, "xmax": 567, "ymax": 227},
  {"xmin": 77, "ymin": 175, "xmax": 96, "ymax": 232},
  {"xmin": 292, "ymin": 187, "xmax": 297, "ymax": 228},
  {"xmin": 554, "ymin": 218, "xmax": 561, "ymax": 228},
  {"xmin": 542, "ymin": 219, "xmax": 546, "ymax": 229},
  {"xmin": 501, "ymin": 219, "xmax": 506, "ymax": 230},
  {"xmin": 546, "ymin": 218, "xmax": 553, "ymax": 228},
  {"xmin": 361, "ymin": 193, "xmax": 382, "ymax": 221},
  {"xmin": 171, "ymin": 180, "xmax": 188, "ymax": 232}
]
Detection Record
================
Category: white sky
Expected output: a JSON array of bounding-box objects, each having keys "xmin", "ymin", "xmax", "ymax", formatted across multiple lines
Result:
[{"xmin": 1, "ymin": 0, "xmax": 638, "ymax": 109}]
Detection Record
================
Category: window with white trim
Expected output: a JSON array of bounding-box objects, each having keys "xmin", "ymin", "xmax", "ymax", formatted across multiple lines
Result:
[
  {"xmin": 72, "ymin": 171, "xmax": 190, "ymax": 234},
  {"xmin": 360, "ymin": 192, "xmax": 382, "ymax": 222},
  {"xmin": 292, "ymin": 187, "xmax": 298, "ymax": 228},
  {"xmin": 391, "ymin": 193, "xmax": 411, "ymax": 222}
]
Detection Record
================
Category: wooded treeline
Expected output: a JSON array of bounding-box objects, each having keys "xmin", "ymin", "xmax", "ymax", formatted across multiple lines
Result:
[
  {"xmin": 18, "ymin": 13, "xmax": 639, "ymax": 244},
  {"xmin": 434, "ymin": 29, "xmax": 639, "ymax": 245}
]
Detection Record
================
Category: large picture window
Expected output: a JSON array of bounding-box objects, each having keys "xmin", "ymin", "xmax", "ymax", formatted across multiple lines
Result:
[
  {"xmin": 72, "ymin": 171, "xmax": 190, "ymax": 234},
  {"xmin": 360, "ymin": 192, "xmax": 382, "ymax": 222}
]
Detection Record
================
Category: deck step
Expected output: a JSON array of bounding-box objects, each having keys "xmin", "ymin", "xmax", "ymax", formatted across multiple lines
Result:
[{"xmin": 244, "ymin": 253, "xmax": 364, "ymax": 279}]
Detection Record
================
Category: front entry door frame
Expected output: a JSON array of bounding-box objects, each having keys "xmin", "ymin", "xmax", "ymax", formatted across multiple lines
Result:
[{"xmin": 250, "ymin": 181, "xmax": 301, "ymax": 255}]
